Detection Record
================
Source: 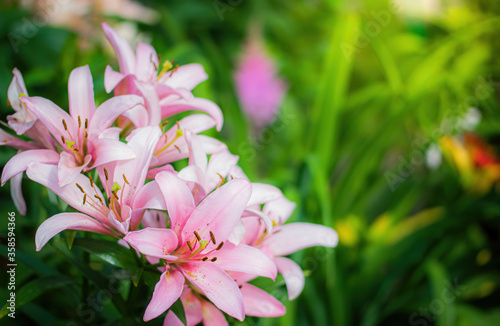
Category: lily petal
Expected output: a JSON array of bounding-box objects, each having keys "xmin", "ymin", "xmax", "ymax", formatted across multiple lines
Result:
[
  {"xmin": 160, "ymin": 97, "xmax": 223, "ymax": 131},
  {"xmin": 26, "ymin": 162, "xmax": 108, "ymax": 223},
  {"xmin": 91, "ymin": 138, "xmax": 136, "ymax": 167},
  {"xmin": 274, "ymin": 257, "xmax": 305, "ymax": 300},
  {"xmin": 201, "ymin": 300, "xmax": 229, "ymax": 326},
  {"xmin": 57, "ymin": 152, "xmax": 91, "ymax": 187},
  {"xmin": 104, "ymin": 65, "xmax": 126, "ymax": 93},
  {"xmin": 20, "ymin": 96, "xmax": 78, "ymax": 147},
  {"xmin": 263, "ymin": 196, "xmax": 296, "ymax": 224},
  {"xmin": 182, "ymin": 179, "xmax": 251, "ymax": 245},
  {"xmin": 124, "ymin": 228, "xmax": 179, "ymax": 260},
  {"xmin": 102, "ymin": 23, "xmax": 136, "ymax": 75},
  {"xmin": 214, "ymin": 242, "xmax": 277, "ymax": 280},
  {"xmin": 89, "ymin": 94, "xmax": 144, "ymax": 135},
  {"xmin": 10, "ymin": 173, "xmax": 26, "ymax": 215},
  {"xmin": 1, "ymin": 149, "xmax": 60, "ymax": 185},
  {"xmin": 162, "ymin": 63, "xmax": 208, "ymax": 91},
  {"xmin": 144, "ymin": 269, "xmax": 185, "ymax": 321},
  {"xmin": 68, "ymin": 65, "xmax": 95, "ymax": 122},
  {"xmin": 135, "ymin": 43, "xmax": 158, "ymax": 82},
  {"xmin": 262, "ymin": 222, "xmax": 339, "ymax": 256},
  {"xmin": 133, "ymin": 181, "xmax": 166, "ymax": 211},
  {"xmin": 181, "ymin": 262, "xmax": 244, "ymax": 321},
  {"xmin": 240, "ymin": 283, "xmax": 286, "ymax": 317},
  {"xmin": 163, "ymin": 311, "xmax": 185, "ymax": 326},
  {"xmin": 181, "ymin": 290, "xmax": 203, "ymax": 326},
  {"xmin": 247, "ymin": 183, "xmax": 282, "ymax": 207},
  {"xmin": 35, "ymin": 212, "xmax": 114, "ymax": 251},
  {"xmin": 156, "ymin": 171, "xmax": 195, "ymax": 233}
]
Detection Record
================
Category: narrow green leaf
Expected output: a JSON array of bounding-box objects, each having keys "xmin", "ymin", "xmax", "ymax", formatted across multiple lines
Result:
[
  {"xmin": 0, "ymin": 275, "xmax": 73, "ymax": 319},
  {"xmin": 72, "ymin": 238, "xmax": 138, "ymax": 270},
  {"xmin": 170, "ymin": 298, "xmax": 187, "ymax": 325}
]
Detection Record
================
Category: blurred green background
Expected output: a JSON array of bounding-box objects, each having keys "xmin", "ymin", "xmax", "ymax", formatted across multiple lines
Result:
[{"xmin": 1, "ymin": 0, "xmax": 500, "ymax": 325}]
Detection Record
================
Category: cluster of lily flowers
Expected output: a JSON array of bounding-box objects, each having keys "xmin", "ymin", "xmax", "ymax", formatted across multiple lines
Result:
[{"xmin": 0, "ymin": 23, "xmax": 338, "ymax": 325}]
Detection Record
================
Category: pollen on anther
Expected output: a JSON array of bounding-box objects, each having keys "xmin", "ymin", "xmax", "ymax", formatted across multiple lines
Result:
[
  {"xmin": 187, "ymin": 241, "xmax": 194, "ymax": 251},
  {"xmin": 123, "ymin": 174, "xmax": 130, "ymax": 185},
  {"xmin": 112, "ymin": 191, "xmax": 119, "ymax": 200},
  {"xmin": 193, "ymin": 231, "xmax": 201, "ymax": 241},
  {"xmin": 103, "ymin": 167, "xmax": 109, "ymax": 180},
  {"xmin": 84, "ymin": 119, "xmax": 88, "ymax": 129},
  {"xmin": 82, "ymin": 194, "xmax": 87, "ymax": 205},
  {"xmin": 94, "ymin": 194, "xmax": 103, "ymax": 204},
  {"xmin": 62, "ymin": 119, "xmax": 68, "ymax": 130},
  {"xmin": 78, "ymin": 116, "xmax": 81, "ymax": 128},
  {"xmin": 61, "ymin": 135, "xmax": 66, "ymax": 144},
  {"xmin": 209, "ymin": 231, "xmax": 216, "ymax": 245},
  {"xmin": 75, "ymin": 183, "xmax": 85, "ymax": 193},
  {"xmin": 210, "ymin": 257, "xmax": 217, "ymax": 262},
  {"xmin": 216, "ymin": 241, "xmax": 224, "ymax": 251},
  {"xmin": 202, "ymin": 257, "xmax": 208, "ymax": 261},
  {"xmin": 89, "ymin": 175, "xmax": 95, "ymax": 187},
  {"xmin": 174, "ymin": 145, "xmax": 181, "ymax": 153}
]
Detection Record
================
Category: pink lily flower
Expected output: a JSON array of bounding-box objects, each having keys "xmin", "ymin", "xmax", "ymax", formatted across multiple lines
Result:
[
  {"xmin": 25, "ymin": 127, "xmax": 164, "ymax": 250},
  {"xmin": 102, "ymin": 23, "xmax": 223, "ymax": 130},
  {"xmin": 240, "ymin": 196, "xmax": 338, "ymax": 300},
  {"xmin": 3, "ymin": 65, "xmax": 144, "ymax": 188},
  {"xmin": 6, "ymin": 68, "xmax": 37, "ymax": 135},
  {"xmin": 124, "ymin": 172, "xmax": 277, "ymax": 322}
]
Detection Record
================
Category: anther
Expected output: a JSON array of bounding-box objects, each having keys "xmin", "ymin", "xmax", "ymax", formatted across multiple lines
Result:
[
  {"xmin": 174, "ymin": 145, "xmax": 181, "ymax": 153},
  {"xmin": 94, "ymin": 194, "xmax": 103, "ymax": 204},
  {"xmin": 75, "ymin": 183, "xmax": 85, "ymax": 193},
  {"xmin": 112, "ymin": 191, "xmax": 119, "ymax": 200},
  {"xmin": 62, "ymin": 119, "xmax": 68, "ymax": 130},
  {"xmin": 123, "ymin": 174, "xmax": 129, "ymax": 185},
  {"xmin": 216, "ymin": 241, "xmax": 224, "ymax": 251},
  {"xmin": 103, "ymin": 167, "xmax": 109, "ymax": 180},
  {"xmin": 193, "ymin": 231, "xmax": 201, "ymax": 241},
  {"xmin": 210, "ymin": 257, "xmax": 217, "ymax": 262},
  {"xmin": 78, "ymin": 116, "xmax": 81, "ymax": 128},
  {"xmin": 82, "ymin": 194, "xmax": 87, "ymax": 205},
  {"xmin": 84, "ymin": 119, "xmax": 88, "ymax": 129},
  {"xmin": 89, "ymin": 175, "xmax": 95, "ymax": 187},
  {"xmin": 209, "ymin": 231, "xmax": 216, "ymax": 245},
  {"xmin": 61, "ymin": 135, "xmax": 66, "ymax": 144},
  {"xmin": 202, "ymin": 257, "xmax": 208, "ymax": 261},
  {"xmin": 187, "ymin": 241, "xmax": 194, "ymax": 251}
]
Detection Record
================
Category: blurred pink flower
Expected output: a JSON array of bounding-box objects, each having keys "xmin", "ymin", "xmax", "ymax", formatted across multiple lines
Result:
[{"xmin": 234, "ymin": 37, "xmax": 287, "ymax": 128}]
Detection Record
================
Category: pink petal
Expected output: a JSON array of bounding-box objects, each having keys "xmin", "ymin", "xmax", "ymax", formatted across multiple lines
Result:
[
  {"xmin": 8, "ymin": 68, "xmax": 28, "ymax": 111},
  {"xmin": 226, "ymin": 220, "xmax": 246, "ymax": 245},
  {"xmin": 20, "ymin": 96, "xmax": 77, "ymax": 147},
  {"xmin": 68, "ymin": 65, "xmax": 95, "ymax": 122},
  {"xmin": 263, "ymin": 196, "xmax": 296, "ymax": 224},
  {"xmin": 133, "ymin": 181, "xmax": 166, "ymax": 211},
  {"xmin": 10, "ymin": 172, "xmax": 26, "ymax": 215},
  {"xmin": 135, "ymin": 80, "xmax": 161, "ymax": 126},
  {"xmin": 141, "ymin": 210, "xmax": 167, "ymax": 229},
  {"xmin": 156, "ymin": 172, "xmax": 195, "ymax": 234},
  {"xmin": 247, "ymin": 183, "xmax": 282, "ymax": 207},
  {"xmin": 242, "ymin": 208, "xmax": 273, "ymax": 234},
  {"xmin": 102, "ymin": 23, "xmax": 136, "ymax": 75},
  {"xmin": 146, "ymin": 164, "xmax": 175, "ymax": 180},
  {"xmin": 160, "ymin": 97, "xmax": 223, "ymax": 131},
  {"xmin": 214, "ymin": 242, "xmax": 277, "ymax": 280},
  {"xmin": 201, "ymin": 300, "xmax": 229, "ymax": 326},
  {"xmin": 35, "ymin": 213, "xmax": 114, "ymax": 251},
  {"xmin": 135, "ymin": 43, "xmax": 158, "ymax": 82},
  {"xmin": 91, "ymin": 138, "xmax": 136, "ymax": 167},
  {"xmin": 144, "ymin": 269, "xmax": 185, "ymax": 321},
  {"xmin": 274, "ymin": 257, "xmax": 304, "ymax": 300},
  {"xmin": 26, "ymin": 162, "xmax": 108, "ymax": 223},
  {"xmin": 113, "ymin": 126, "xmax": 162, "ymax": 205},
  {"xmin": 262, "ymin": 222, "xmax": 338, "ymax": 256},
  {"xmin": 185, "ymin": 131, "xmax": 207, "ymax": 172},
  {"xmin": 181, "ymin": 262, "xmax": 244, "ymax": 321},
  {"xmin": 1, "ymin": 149, "xmax": 60, "ymax": 185},
  {"xmin": 163, "ymin": 311, "xmax": 185, "ymax": 326},
  {"xmin": 104, "ymin": 65, "xmax": 126, "ymax": 93},
  {"xmin": 181, "ymin": 179, "xmax": 251, "ymax": 245},
  {"xmin": 0, "ymin": 128, "xmax": 38, "ymax": 151},
  {"xmin": 181, "ymin": 289, "xmax": 203, "ymax": 326},
  {"xmin": 89, "ymin": 94, "xmax": 144, "ymax": 135},
  {"xmin": 178, "ymin": 114, "xmax": 216, "ymax": 134},
  {"xmin": 121, "ymin": 104, "xmax": 149, "ymax": 128},
  {"xmin": 240, "ymin": 283, "xmax": 286, "ymax": 317},
  {"xmin": 205, "ymin": 150, "xmax": 239, "ymax": 192},
  {"xmin": 57, "ymin": 152, "xmax": 91, "ymax": 187},
  {"xmin": 161, "ymin": 63, "xmax": 208, "ymax": 91},
  {"xmin": 124, "ymin": 228, "xmax": 179, "ymax": 260}
]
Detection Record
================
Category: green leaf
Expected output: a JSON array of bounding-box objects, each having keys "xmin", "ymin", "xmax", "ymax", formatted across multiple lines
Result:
[
  {"xmin": 0, "ymin": 275, "xmax": 73, "ymax": 319},
  {"xmin": 72, "ymin": 238, "xmax": 138, "ymax": 270},
  {"xmin": 170, "ymin": 298, "xmax": 187, "ymax": 325},
  {"xmin": 64, "ymin": 230, "xmax": 77, "ymax": 250}
]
